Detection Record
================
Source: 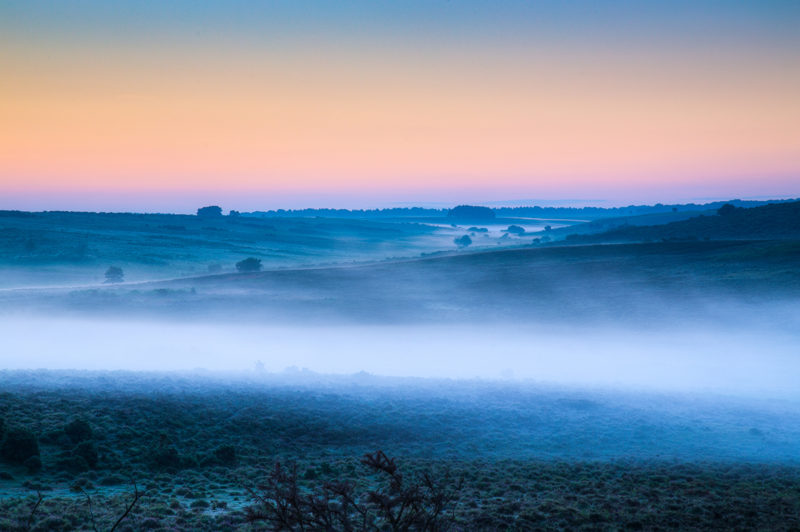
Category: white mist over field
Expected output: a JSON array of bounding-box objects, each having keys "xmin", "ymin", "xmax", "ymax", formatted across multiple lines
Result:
[{"xmin": 3, "ymin": 316, "xmax": 798, "ymax": 399}]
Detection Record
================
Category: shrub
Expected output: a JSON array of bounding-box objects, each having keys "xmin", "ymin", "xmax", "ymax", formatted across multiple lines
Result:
[
  {"xmin": 150, "ymin": 446, "xmax": 183, "ymax": 470},
  {"xmin": 236, "ymin": 257, "xmax": 262, "ymax": 272},
  {"xmin": 104, "ymin": 266, "xmax": 124, "ymax": 283},
  {"xmin": 212, "ymin": 445, "xmax": 237, "ymax": 466},
  {"xmin": 454, "ymin": 235, "xmax": 472, "ymax": 248},
  {"xmin": 64, "ymin": 418, "xmax": 93, "ymax": 444},
  {"xmin": 73, "ymin": 441, "xmax": 99, "ymax": 469},
  {"xmin": 24, "ymin": 455, "xmax": 42, "ymax": 473},
  {"xmin": 0, "ymin": 428, "xmax": 40, "ymax": 464},
  {"xmin": 246, "ymin": 450, "xmax": 462, "ymax": 530}
]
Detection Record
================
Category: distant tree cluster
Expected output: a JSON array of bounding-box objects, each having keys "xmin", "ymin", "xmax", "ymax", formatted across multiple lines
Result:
[
  {"xmin": 447, "ymin": 205, "xmax": 496, "ymax": 220},
  {"xmin": 197, "ymin": 205, "xmax": 223, "ymax": 218},
  {"xmin": 566, "ymin": 200, "xmax": 800, "ymax": 243},
  {"xmin": 249, "ymin": 207, "xmax": 446, "ymax": 219}
]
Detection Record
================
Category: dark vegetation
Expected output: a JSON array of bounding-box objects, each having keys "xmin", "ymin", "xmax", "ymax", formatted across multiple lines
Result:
[
  {"xmin": 235, "ymin": 258, "xmax": 262, "ymax": 273},
  {"xmin": 566, "ymin": 201, "xmax": 800, "ymax": 244},
  {"xmin": 447, "ymin": 205, "xmax": 495, "ymax": 220},
  {"xmin": 247, "ymin": 198, "xmax": 795, "ymax": 220},
  {"xmin": 197, "ymin": 206, "xmax": 223, "ymax": 218},
  {"xmin": 1, "ymin": 371, "xmax": 799, "ymax": 530},
  {"xmin": 104, "ymin": 266, "xmax": 124, "ymax": 284},
  {"xmin": 453, "ymin": 235, "xmax": 472, "ymax": 248}
]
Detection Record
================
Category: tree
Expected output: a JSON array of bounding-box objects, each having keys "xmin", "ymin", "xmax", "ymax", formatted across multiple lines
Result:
[
  {"xmin": 197, "ymin": 205, "xmax": 223, "ymax": 218},
  {"xmin": 454, "ymin": 235, "xmax": 472, "ymax": 248},
  {"xmin": 236, "ymin": 257, "xmax": 262, "ymax": 272},
  {"xmin": 104, "ymin": 266, "xmax": 124, "ymax": 283},
  {"xmin": 504, "ymin": 225, "xmax": 525, "ymax": 235},
  {"xmin": 447, "ymin": 205, "xmax": 495, "ymax": 220},
  {"xmin": 717, "ymin": 203, "xmax": 739, "ymax": 217}
]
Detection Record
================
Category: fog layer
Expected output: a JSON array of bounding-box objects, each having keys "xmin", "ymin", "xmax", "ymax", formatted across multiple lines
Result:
[{"xmin": 3, "ymin": 317, "xmax": 798, "ymax": 399}]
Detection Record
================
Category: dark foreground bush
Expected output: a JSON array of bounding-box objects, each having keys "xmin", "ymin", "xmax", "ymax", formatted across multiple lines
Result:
[
  {"xmin": 246, "ymin": 450, "xmax": 462, "ymax": 531},
  {"xmin": 64, "ymin": 419, "xmax": 93, "ymax": 444},
  {"xmin": 212, "ymin": 444, "xmax": 236, "ymax": 466},
  {"xmin": 1, "ymin": 428, "xmax": 40, "ymax": 465}
]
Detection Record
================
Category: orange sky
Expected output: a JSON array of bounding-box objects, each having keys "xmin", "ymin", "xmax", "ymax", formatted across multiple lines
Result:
[{"xmin": 1, "ymin": 2, "xmax": 799, "ymax": 209}]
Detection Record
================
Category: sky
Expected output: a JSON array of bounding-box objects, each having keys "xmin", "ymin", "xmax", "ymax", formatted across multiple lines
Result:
[{"xmin": 1, "ymin": 1, "xmax": 799, "ymax": 212}]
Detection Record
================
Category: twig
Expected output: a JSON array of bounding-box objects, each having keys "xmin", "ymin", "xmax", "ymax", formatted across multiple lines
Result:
[
  {"xmin": 80, "ymin": 488, "xmax": 99, "ymax": 532},
  {"xmin": 24, "ymin": 491, "xmax": 43, "ymax": 531},
  {"xmin": 110, "ymin": 481, "xmax": 141, "ymax": 532}
]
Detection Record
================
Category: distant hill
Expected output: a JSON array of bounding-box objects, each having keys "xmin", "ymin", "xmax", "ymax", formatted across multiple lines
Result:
[
  {"xmin": 246, "ymin": 199, "xmax": 797, "ymax": 221},
  {"xmin": 565, "ymin": 201, "xmax": 800, "ymax": 243}
]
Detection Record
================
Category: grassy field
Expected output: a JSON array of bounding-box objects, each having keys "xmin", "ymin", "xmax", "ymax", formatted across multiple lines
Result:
[
  {"xmin": 0, "ymin": 210, "xmax": 570, "ymax": 289},
  {"xmin": 1, "ymin": 371, "xmax": 799, "ymax": 530},
  {"xmin": 5, "ymin": 239, "xmax": 799, "ymax": 328}
]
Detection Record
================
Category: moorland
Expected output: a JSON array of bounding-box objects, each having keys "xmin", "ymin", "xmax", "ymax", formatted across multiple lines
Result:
[{"xmin": 1, "ymin": 199, "xmax": 799, "ymax": 530}]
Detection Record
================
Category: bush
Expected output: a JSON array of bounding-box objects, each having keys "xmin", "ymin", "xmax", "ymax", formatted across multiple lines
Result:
[
  {"xmin": 24, "ymin": 455, "xmax": 42, "ymax": 473},
  {"xmin": 104, "ymin": 266, "xmax": 124, "ymax": 283},
  {"xmin": 454, "ymin": 235, "xmax": 472, "ymax": 248},
  {"xmin": 73, "ymin": 441, "xmax": 99, "ymax": 469},
  {"xmin": 0, "ymin": 428, "xmax": 40, "ymax": 464},
  {"xmin": 213, "ymin": 445, "xmax": 237, "ymax": 466},
  {"xmin": 64, "ymin": 418, "xmax": 93, "ymax": 444},
  {"xmin": 150, "ymin": 446, "xmax": 183, "ymax": 470},
  {"xmin": 236, "ymin": 257, "xmax": 262, "ymax": 272},
  {"xmin": 246, "ymin": 450, "xmax": 462, "ymax": 530},
  {"xmin": 197, "ymin": 205, "xmax": 223, "ymax": 218}
]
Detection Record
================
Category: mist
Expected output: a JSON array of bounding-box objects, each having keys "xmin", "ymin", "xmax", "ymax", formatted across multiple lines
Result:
[
  {"xmin": 2, "ymin": 313, "xmax": 798, "ymax": 399},
  {"xmin": 2, "ymin": 205, "xmax": 800, "ymax": 528}
]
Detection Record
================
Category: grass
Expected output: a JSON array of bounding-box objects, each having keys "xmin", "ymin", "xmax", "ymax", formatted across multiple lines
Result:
[{"xmin": 1, "ymin": 371, "xmax": 799, "ymax": 530}]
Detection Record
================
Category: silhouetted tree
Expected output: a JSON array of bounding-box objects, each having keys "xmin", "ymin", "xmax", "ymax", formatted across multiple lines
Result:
[
  {"xmin": 197, "ymin": 205, "xmax": 223, "ymax": 218},
  {"xmin": 717, "ymin": 203, "xmax": 739, "ymax": 217},
  {"xmin": 236, "ymin": 257, "xmax": 262, "ymax": 272},
  {"xmin": 447, "ymin": 205, "xmax": 495, "ymax": 220},
  {"xmin": 104, "ymin": 266, "xmax": 124, "ymax": 283},
  {"xmin": 505, "ymin": 225, "xmax": 525, "ymax": 235}
]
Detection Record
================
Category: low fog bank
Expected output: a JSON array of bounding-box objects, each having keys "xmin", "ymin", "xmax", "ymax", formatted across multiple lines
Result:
[
  {"xmin": 2, "ymin": 241, "xmax": 798, "ymax": 332},
  {"xmin": 2, "ymin": 368, "xmax": 799, "ymax": 464},
  {"xmin": 2, "ymin": 317, "xmax": 799, "ymax": 400}
]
